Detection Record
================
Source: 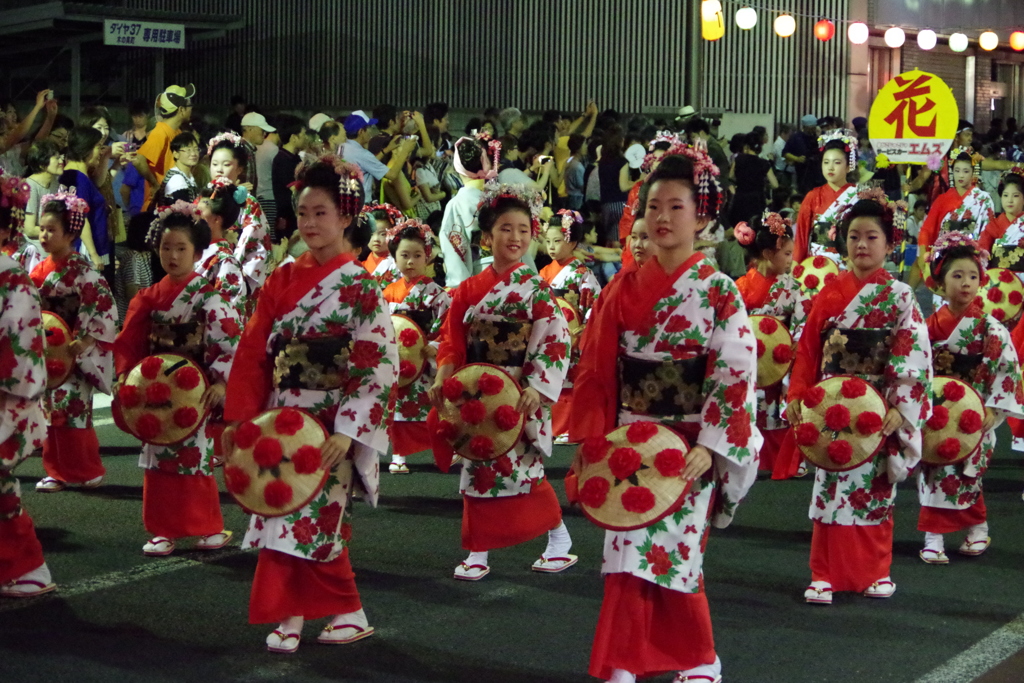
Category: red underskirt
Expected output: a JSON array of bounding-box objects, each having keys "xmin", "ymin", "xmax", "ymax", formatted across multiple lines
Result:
[
  {"xmin": 770, "ymin": 428, "xmax": 802, "ymax": 480},
  {"xmin": 810, "ymin": 518, "xmax": 894, "ymax": 592},
  {"xmin": 249, "ymin": 547, "xmax": 361, "ymax": 623},
  {"xmin": 390, "ymin": 421, "xmax": 432, "ymax": 457},
  {"xmin": 918, "ymin": 494, "xmax": 987, "ymax": 533},
  {"xmin": 0, "ymin": 511, "xmax": 45, "ymax": 584},
  {"xmin": 552, "ymin": 389, "xmax": 572, "ymax": 436},
  {"xmin": 758, "ymin": 428, "xmax": 786, "ymax": 472},
  {"xmin": 42, "ymin": 426, "xmax": 104, "ymax": 483},
  {"xmin": 142, "ymin": 468, "xmax": 224, "ymax": 538},
  {"xmin": 462, "ymin": 479, "xmax": 562, "ymax": 551}
]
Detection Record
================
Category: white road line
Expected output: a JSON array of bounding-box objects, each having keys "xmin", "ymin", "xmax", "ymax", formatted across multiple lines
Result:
[
  {"xmin": 92, "ymin": 417, "xmax": 114, "ymax": 427},
  {"xmin": 914, "ymin": 613, "xmax": 1024, "ymax": 683}
]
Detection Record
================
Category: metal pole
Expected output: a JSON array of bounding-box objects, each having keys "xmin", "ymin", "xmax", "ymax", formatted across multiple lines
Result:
[
  {"xmin": 688, "ymin": 0, "xmax": 702, "ymax": 112},
  {"xmin": 70, "ymin": 42, "xmax": 81, "ymax": 119}
]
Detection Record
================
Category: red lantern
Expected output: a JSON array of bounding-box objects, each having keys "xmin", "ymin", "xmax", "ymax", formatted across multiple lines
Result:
[
  {"xmin": 1011, "ymin": 31, "xmax": 1024, "ymax": 52},
  {"xmin": 814, "ymin": 19, "xmax": 835, "ymax": 42}
]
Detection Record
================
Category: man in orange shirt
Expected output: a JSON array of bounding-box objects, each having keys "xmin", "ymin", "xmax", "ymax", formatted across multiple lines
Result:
[{"xmin": 133, "ymin": 84, "xmax": 194, "ymax": 208}]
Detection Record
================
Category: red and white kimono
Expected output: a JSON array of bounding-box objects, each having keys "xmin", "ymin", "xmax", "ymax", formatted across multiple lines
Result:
[
  {"xmin": 787, "ymin": 268, "xmax": 932, "ymax": 592},
  {"xmin": 978, "ymin": 212, "xmax": 1024, "ymax": 257},
  {"xmin": 538, "ymin": 256, "xmax": 601, "ymax": 436},
  {"xmin": 30, "ymin": 252, "xmax": 116, "ymax": 485},
  {"xmin": 793, "ymin": 183, "xmax": 857, "ymax": 264},
  {"xmin": 435, "ymin": 263, "xmax": 570, "ymax": 552},
  {"xmin": 571, "ymin": 253, "xmax": 761, "ymax": 681},
  {"xmin": 233, "ymin": 194, "xmax": 272, "ymax": 297},
  {"xmin": 115, "ymin": 273, "xmax": 242, "ymax": 540},
  {"xmin": 0, "ymin": 254, "xmax": 49, "ymax": 585},
  {"xmin": 225, "ymin": 251, "xmax": 397, "ymax": 624},
  {"xmin": 1, "ymin": 235, "xmax": 42, "ymax": 275},
  {"xmin": 919, "ymin": 186, "xmax": 996, "ymax": 253},
  {"xmin": 361, "ymin": 251, "xmax": 401, "ymax": 288},
  {"xmin": 918, "ymin": 303, "xmax": 1024, "ymax": 533},
  {"xmin": 195, "ymin": 238, "xmax": 246, "ymax": 318},
  {"xmin": 383, "ymin": 275, "xmax": 451, "ymax": 457},
  {"xmin": 736, "ymin": 267, "xmax": 800, "ymax": 472}
]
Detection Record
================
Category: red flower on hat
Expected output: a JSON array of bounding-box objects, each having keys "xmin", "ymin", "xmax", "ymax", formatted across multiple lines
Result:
[
  {"xmin": 988, "ymin": 287, "xmax": 1004, "ymax": 303},
  {"xmin": 140, "ymin": 356, "xmax": 164, "ymax": 380},
  {"xmin": 174, "ymin": 366, "xmax": 201, "ymax": 391},
  {"xmin": 804, "ymin": 274, "xmax": 820, "ymax": 290},
  {"xmin": 173, "ymin": 407, "xmax": 198, "ymax": 429},
  {"xmin": 274, "ymin": 409, "xmax": 305, "ymax": 436},
  {"xmin": 793, "ymin": 265, "xmax": 805, "ymax": 278},
  {"xmin": 253, "ymin": 437, "xmax": 284, "ymax": 468},
  {"xmin": 579, "ymin": 477, "xmax": 610, "ymax": 508},
  {"xmin": 654, "ymin": 449, "xmax": 685, "ymax": 477},
  {"xmin": 992, "ymin": 308, "xmax": 1007, "ymax": 321},
  {"xmin": 46, "ymin": 358, "xmax": 66, "ymax": 378},
  {"xmin": 460, "ymin": 399, "xmax": 487, "ymax": 425},
  {"xmin": 937, "ymin": 438, "xmax": 962, "ymax": 461},
  {"xmin": 263, "ymin": 479, "xmax": 293, "ymax": 508},
  {"xmin": 621, "ymin": 486, "xmax": 656, "ymax": 513},
  {"xmin": 795, "ymin": 423, "xmax": 821, "ymax": 446},
  {"xmin": 442, "ymin": 378, "xmax": 464, "ymax": 401},
  {"xmin": 433, "ymin": 419, "xmax": 457, "ymax": 443},
  {"xmin": 827, "ymin": 439, "xmax": 853, "ymax": 465},
  {"xmin": 999, "ymin": 269, "xmax": 1016, "ymax": 284},
  {"xmin": 943, "ymin": 382, "xmax": 966, "ymax": 402},
  {"xmin": 927, "ymin": 405, "xmax": 949, "ymax": 430},
  {"xmin": 291, "ymin": 445, "xmax": 322, "ymax": 474},
  {"xmin": 758, "ymin": 317, "xmax": 779, "ymax": 335},
  {"xmin": 824, "ymin": 404, "xmax": 851, "ymax": 432},
  {"xmin": 493, "ymin": 404, "xmax": 520, "ymax": 431},
  {"xmin": 399, "ymin": 327, "xmax": 420, "ymax": 347},
  {"xmin": 581, "ymin": 437, "xmax": 612, "ymax": 464},
  {"xmin": 958, "ymin": 409, "xmax": 982, "ymax": 434},
  {"xmin": 772, "ymin": 344, "xmax": 792, "ymax": 364},
  {"xmin": 824, "ymin": 272, "xmax": 837, "ymax": 286},
  {"xmin": 803, "ymin": 386, "xmax": 826, "ymax": 408},
  {"xmin": 856, "ymin": 411, "xmax": 883, "ymax": 435},
  {"xmin": 477, "ymin": 372, "xmax": 505, "ymax": 396},
  {"xmin": 46, "ymin": 327, "xmax": 66, "ymax": 346},
  {"xmin": 609, "ymin": 447, "xmax": 643, "ymax": 481},
  {"xmin": 145, "ymin": 382, "xmax": 171, "ymax": 406},
  {"xmin": 135, "ymin": 413, "xmax": 162, "ymax": 441},
  {"xmin": 399, "ymin": 360, "xmax": 418, "ymax": 378},
  {"xmin": 812, "ymin": 256, "xmax": 827, "ymax": 269},
  {"xmin": 469, "ymin": 435, "xmax": 493, "ymax": 459},
  {"xmin": 234, "ymin": 421, "xmax": 262, "ymax": 449},
  {"xmin": 626, "ymin": 421, "xmax": 659, "ymax": 443},
  {"xmin": 841, "ymin": 378, "xmax": 867, "ymax": 399},
  {"xmin": 223, "ymin": 465, "xmax": 251, "ymax": 494},
  {"xmin": 756, "ymin": 339, "xmax": 766, "ymax": 358},
  {"xmin": 118, "ymin": 384, "xmax": 141, "ymax": 409}
]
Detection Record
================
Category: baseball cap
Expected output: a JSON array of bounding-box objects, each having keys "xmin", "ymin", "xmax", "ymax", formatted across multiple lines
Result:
[
  {"xmin": 343, "ymin": 110, "xmax": 378, "ymax": 135},
  {"xmin": 800, "ymin": 114, "xmax": 818, "ymax": 127},
  {"xmin": 309, "ymin": 113, "xmax": 333, "ymax": 133},
  {"xmin": 624, "ymin": 143, "xmax": 646, "ymax": 169},
  {"xmin": 241, "ymin": 112, "xmax": 276, "ymax": 132},
  {"xmin": 158, "ymin": 84, "xmax": 195, "ymax": 116}
]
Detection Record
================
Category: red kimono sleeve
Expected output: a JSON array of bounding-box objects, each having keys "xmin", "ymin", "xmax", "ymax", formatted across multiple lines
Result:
[
  {"xmin": 223, "ymin": 282, "xmax": 277, "ymax": 423},
  {"xmin": 113, "ymin": 293, "xmax": 154, "ymax": 377},
  {"xmin": 435, "ymin": 286, "xmax": 470, "ymax": 369},
  {"xmin": 793, "ymin": 194, "xmax": 816, "ymax": 263},
  {"xmin": 569, "ymin": 275, "xmax": 623, "ymax": 442},
  {"xmin": 786, "ymin": 295, "xmax": 827, "ymax": 404}
]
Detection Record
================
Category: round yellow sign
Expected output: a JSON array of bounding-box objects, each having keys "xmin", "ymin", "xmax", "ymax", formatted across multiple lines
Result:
[{"xmin": 868, "ymin": 69, "xmax": 959, "ymax": 164}]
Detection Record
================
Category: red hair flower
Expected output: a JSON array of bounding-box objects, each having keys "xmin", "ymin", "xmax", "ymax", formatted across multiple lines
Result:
[
  {"xmin": 626, "ymin": 421, "xmax": 659, "ymax": 444},
  {"xmin": 399, "ymin": 360, "xmax": 418, "ymax": 378},
  {"xmin": 274, "ymin": 408, "xmax": 305, "ymax": 436},
  {"xmin": 174, "ymin": 366, "xmax": 201, "ymax": 391},
  {"xmin": 290, "ymin": 445, "xmax": 323, "ymax": 474},
  {"xmin": 234, "ymin": 421, "xmax": 262, "ymax": 450},
  {"xmin": 803, "ymin": 386, "xmax": 826, "ymax": 408},
  {"xmin": 758, "ymin": 317, "xmax": 779, "ymax": 335},
  {"xmin": 841, "ymin": 379, "xmax": 867, "ymax": 399},
  {"xmin": 145, "ymin": 382, "xmax": 172, "ymax": 406},
  {"xmin": 460, "ymin": 399, "xmax": 487, "ymax": 425},
  {"xmin": 654, "ymin": 449, "xmax": 685, "ymax": 477},
  {"xmin": 46, "ymin": 327, "xmax": 66, "ymax": 346},
  {"xmin": 943, "ymin": 382, "xmax": 966, "ymax": 402},
  {"xmin": 827, "ymin": 439, "xmax": 853, "ymax": 465},
  {"xmin": 824, "ymin": 404, "xmax": 851, "ymax": 432},
  {"xmin": 477, "ymin": 372, "xmax": 505, "ymax": 396},
  {"xmin": 621, "ymin": 486, "xmax": 656, "ymax": 513},
  {"xmin": 223, "ymin": 465, "xmax": 251, "ymax": 494},
  {"xmin": 263, "ymin": 479, "xmax": 293, "ymax": 508},
  {"xmin": 469, "ymin": 435, "xmax": 494, "ymax": 458},
  {"xmin": 926, "ymin": 405, "xmax": 949, "ymax": 430},
  {"xmin": 493, "ymin": 404, "xmax": 520, "ymax": 431},
  {"xmin": 173, "ymin": 407, "xmax": 198, "ymax": 429},
  {"xmin": 581, "ymin": 437, "xmax": 612, "ymax": 464},
  {"xmin": 442, "ymin": 377, "xmax": 464, "ymax": 401},
  {"xmin": 795, "ymin": 423, "xmax": 821, "ymax": 446},
  {"xmin": 118, "ymin": 384, "xmax": 141, "ymax": 409},
  {"xmin": 140, "ymin": 356, "xmax": 164, "ymax": 380},
  {"xmin": 253, "ymin": 437, "xmax": 284, "ymax": 468},
  {"xmin": 856, "ymin": 411, "xmax": 883, "ymax": 435},
  {"xmin": 772, "ymin": 344, "xmax": 792, "ymax": 363},
  {"xmin": 937, "ymin": 438, "xmax": 961, "ymax": 461},
  {"xmin": 135, "ymin": 413, "xmax": 162, "ymax": 441},
  {"xmin": 579, "ymin": 476, "xmax": 610, "ymax": 508},
  {"xmin": 608, "ymin": 447, "xmax": 643, "ymax": 481},
  {"xmin": 958, "ymin": 409, "xmax": 982, "ymax": 434},
  {"xmin": 399, "ymin": 327, "xmax": 420, "ymax": 347}
]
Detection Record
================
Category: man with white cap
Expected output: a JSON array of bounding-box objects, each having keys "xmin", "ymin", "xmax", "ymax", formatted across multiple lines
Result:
[
  {"xmin": 134, "ymin": 83, "xmax": 194, "ymax": 207},
  {"xmin": 243, "ymin": 113, "xmax": 279, "ymax": 235},
  {"xmin": 308, "ymin": 113, "xmax": 333, "ymax": 136}
]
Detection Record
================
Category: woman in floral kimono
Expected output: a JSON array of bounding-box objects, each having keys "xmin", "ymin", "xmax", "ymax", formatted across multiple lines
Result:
[
  {"xmin": 0, "ymin": 254, "xmax": 54, "ymax": 598},
  {"xmin": 792, "ymin": 131, "xmax": 859, "ymax": 264},
  {"xmin": 786, "ymin": 193, "xmax": 932, "ymax": 605},
  {"xmin": 429, "ymin": 183, "xmax": 573, "ymax": 581},
  {"xmin": 539, "ymin": 209, "xmax": 601, "ymax": 439},
  {"xmin": 197, "ymin": 178, "xmax": 248, "ymax": 318},
  {"xmin": 30, "ymin": 188, "xmax": 116, "ymax": 492},
  {"xmin": 439, "ymin": 136, "xmax": 499, "ymax": 287},
  {"xmin": 114, "ymin": 202, "xmax": 242, "ymax": 556},
  {"xmin": 735, "ymin": 211, "xmax": 799, "ymax": 473},
  {"xmin": 223, "ymin": 155, "xmax": 398, "ymax": 653},
  {"xmin": 0, "ymin": 171, "xmax": 41, "ymax": 274},
  {"xmin": 917, "ymin": 234, "xmax": 1023, "ymax": 563},
  {"xmin": 918, "ymin": 153, "xmax": 996, "ymax": 261},
  {"xmin": 382, "ymin": 220, "xmax": 450, "ymax": 474},
  {"xmin": 570, "ymin": 149, "xmax": 761, "ymax": 683},
  {"xmin": 361, "ymin": 203, "xmax": 404, "ymax": 287}
]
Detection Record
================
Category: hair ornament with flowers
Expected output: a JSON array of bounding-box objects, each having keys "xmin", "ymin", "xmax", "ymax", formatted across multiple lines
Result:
[
  {"xmin": 665, "ymin": 139, "xmax": 723, "ymax": 218},
  {"xmin": 206, "ymin": 131, "xmax": 245, "ymax": 157},
  {"xmin": 0, "ymin": 170, "xmax": 30, "ymax": 211},
  {"xmin": 208, "ymin": 175, "xmax": 249, "ymax": 205},
  {"xmin": 478, "ymin": 181, "xmax": 544, "ymax": 237},
  {"xmin": 362, "ymin": 202, "xmax": 405, "ymax": 228},
  {"xmin": 145, "ymin": 200, "xmax": 203, "ymax": 248},
  {"xmin": 640, "ymin": 131, "xmax": 688, "ymax": 173},
  {"xmin": 556, "ymin": 209, "xmax": 583, "ymax": 241},
  {"xmin": 836, "ymin": 186, "xmax": 910, "ymax": 243},
  {"xmin": 41, "ymin": 185, "xmax": 89, "ymax": 234},
  {"xmin": 928, "ymin": 231, "xmax": 989, "ymax": 280},
  {"xmin": 818, "ymin": 128, "xmax": 858, "ymax": 168},
  {"xmin": 292, "ymin": 152, "xmax": 365, "ymax": 216},
  {"xmin": 386, "ymin": 217, "xmax": 436, "ymax": 258},
  {"xmin": 454, "ymin": 132, "xmax": 501, "ymax": 181},
  {"xmin": 733, "ymin": 221, "xmax": 755, "ymax": 246},
  {"xmin": 999, "ymin": 166, "xmax": 1024, "ymax": 184},
  {"xmin": 763, "ymin": 210, "xmax": 791, "ymax": 238}
]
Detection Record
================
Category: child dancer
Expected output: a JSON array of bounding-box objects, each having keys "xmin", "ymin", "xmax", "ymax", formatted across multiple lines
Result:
[
  {"xmin": 197, "ymin": 178, "xmax": 248, "ymax": 317},
  {"xmin": 917, "ymin": 233, "xmax": 1023, "ymax": 562},
  {"xmin": 787, "ymin": 191, "xmax": 932, "ymax": 605},
  {"xmin": 571, "ymin": 149, "xmax": 760, "ymax": 683},
  {"xmin": 0, "ymin": 172, "xmax": 41, "ymax": 273},
  {"xmin": 918, "ymin": 153, "xmax": 996, "ymax": 263},
  {"xmin": 114, "ymin": 202, "xmax": 241, "ymax": 556},
  {"xmin": 30, "ymin": 188, "xmax": 116, "ymax": 492},
  {"xmin": 429, "ymin": 183, "xmax": 574, "ymax": 580},
  {"xmin": 734, "ymin": 211, "xmax": 799, "ymax": 473},
  {"xmin": 362, "ymin": 203, "xmax": 404, "ymax": 286},
  {"xmin": 224, "ymin": 155, "xmax": 398, "ymax": 653},
  {"xmin": 539, "ymin": 209, "xmax": 601, "ymax": 440},
  {"xmin": 978, "ymin": 172, "xmax": 1024, "ymax": 273},
  {"xmin": 382, "ymin": 219, "xmax": 451, "ymax": 474},
  {"xmin": 792, "ymin": 130, "xmax": 859, "ymax": 264},
  {"xmin": 0, "ymin": 253, "xmax": 54, "ymax": 597}
]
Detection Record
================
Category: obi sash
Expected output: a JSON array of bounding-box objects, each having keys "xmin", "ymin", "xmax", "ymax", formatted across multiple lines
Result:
[
  {"xmin": 618, "ymin": 355, "xmax": 708, "ymax": 418},
  {"xmin": 821, "ymin": 327, "xmax": 892, "ymax": 378},
  {"xmin": 149, "ymin": 321, "xmax": 206, "ymax": 365},
  {"xmin": 932, "ymin": 346, "xmax": 985, "ymax": 384},
  {"xmin": 270, "ymin": 333, "xmax": 352, "ymax": 391},
  {"xmin": 991, "ymin": 243, "xmax": 1024, "ymax": 272},
  {"xmin": 43, "ymin": 294, "xmax": 80, "ymax": 326},
  {"xmin": 466, "ymin": 319, "xmax": 532, "ymax": 368},
  {"xmin": 400, "ymin": 309, "xmax": 434, "ymax": 336}
]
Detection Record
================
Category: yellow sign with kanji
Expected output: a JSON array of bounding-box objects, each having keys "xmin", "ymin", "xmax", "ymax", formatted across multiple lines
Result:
[{"xmin": 869, "ymin": 69, "xmax": 959, "ymax": 164}]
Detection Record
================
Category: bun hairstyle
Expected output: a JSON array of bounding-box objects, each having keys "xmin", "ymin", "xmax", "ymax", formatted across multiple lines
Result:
[
  {"xmin": 387, "ymin": 224, "xmax": 433, "ymax": 259},
  {"xmin": 455, "ymin": 137, "xmax": 484, "ymax": 174},
  {"xmin": 643, "ymin": 153, "xmax": 723, "ymax": 221},
  {"xmin": 548, "ymin": 210, "xmax": 585, "ymax": 244},
  {"xmin": 738, "ymin": 211, "xmax": 793, "ymax": 263},
  {"xmin": 953, "ymin": 151, "xmax": 974, "ymax": 167},
  {"xmin": 478, "ymin": 195, "xmax": 532, "ymax": 234},
  {"xmin": 200, "ymin": 180, "xmax": 243, "ymax": 229},
  {"xmin": 293, "ymin": 157, "xmax": 371, "ymax": 250},
  {"xmin": 999, "ymin": 173, "xmax": 1024, "ymax": 196},
  {"xmin": 210, "ymin": 137, "xmax": 250, "ymax": 170},
  {"xmin": 840, "ymin": 198, "xmax": 896, "ymax": 244},
  {"xmin": 822, "ymin": 139, "xmax": 850, "ymax": 159},
  {"xmin": 147, "ymin": 210, "xmax": 212, "ymax": 253},
  {"xmin": 935, "ymin": 244, "xmax": 983, "ymax": 282}
]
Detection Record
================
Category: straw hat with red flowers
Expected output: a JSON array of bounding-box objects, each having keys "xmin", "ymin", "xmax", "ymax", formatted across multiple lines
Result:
[
  {"xmin": 392, "ymin": 314, "xmax": 427, "ymax": 388},
  {"xmin": 794, "ymin": 375, "xmax": 888, "ymax": 471},
  {"xmin": 922, "ymin": 377, "xmax": 986, "ymax": 466},
  {"xmin": 117, "ymin": 353, "xmax": 209, "ymax": 446},
  {"xmin": 555, "ymin": 297, "xmax": 583, "ymax": 350},
  {"xmin": 980, "ymin": 268, "xmax": 1024, "ymax": 323},
  {"xmin": 433, "ymin": 363, "xmax": 524, "ymax": 462},
  {"xmin": 42, "ymin": 312, "xmax": 74, "ymax": 389},
  {"xmin": 751, "ymin": 315, "xmax": 794, "ymax": 388},
  {"xmin": 793, "ymin": 255, "xmax": 839, "ymax": 294}
]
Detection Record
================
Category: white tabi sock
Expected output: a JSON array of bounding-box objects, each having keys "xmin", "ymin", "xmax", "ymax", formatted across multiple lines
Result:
[
  {"xmin": 464, "ymin": 551, "xmax": 489, "ymax": 567},
  {"xmin": 924, "ymin": 532, "xmax": 945, "ymax": 552},
  {"xmin": 542, "ymin": 521, "xmax": 572, "ymax": 558},
  {"xmin": 966, "ymin": 522, "xmax": 989, "ymax": 542},
  {"xmin": 277, "ymin": 615, "xmax": 304, "ymax": 635},
  {"xmin": 391, "ymin": 455, "xmax": 406, "ymax": 465},
  {"xmin": 677, "ymin": 655, "xmax": 722, "ymax": 680},
  {"xmin": 327, "ymin": 607, "xmax": 368, "ymax": 629},
  {"xmin": 608, "ymin": 669, "xmax": 637, "ymax": 683}
]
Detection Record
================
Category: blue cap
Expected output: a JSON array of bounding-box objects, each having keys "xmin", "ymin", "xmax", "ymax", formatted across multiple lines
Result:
[{"xmin": 344, "ymin": 110, "xmax": 378, "ymax": 135}]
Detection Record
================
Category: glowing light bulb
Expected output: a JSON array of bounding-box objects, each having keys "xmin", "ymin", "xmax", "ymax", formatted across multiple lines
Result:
[
  {"xmin": 814, "ymin": 20, "xmax": 835, "ymax": 42},
  {"xmin": 917, "ymin": 30, "xmax": 937, "ymax": 50},
  {"xmin": 949, "ymin": 33, "xmax": 969, "ymax": 52},
  {"xmin": 884, "ymin": 27, "xmax": 906, "ymax": 48},
  {"xmin": 774, "ymin": 14, "xmax": 795, "ymax": 38},
  {"xmin": 735, "ymin": 7, "xmax": 757, "ymax": 30},
  {"xmin": 848, "ymin": 22, "xmax": 869, "ymax": 45},
  {"xmin": 979, "ymin": 31, "xmax": 999, "ymax": 51}
]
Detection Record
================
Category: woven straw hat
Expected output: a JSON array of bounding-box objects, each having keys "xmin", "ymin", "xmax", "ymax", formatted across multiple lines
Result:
[
  {"xmin": 42, "ymin": 312, "xmax": 74, "ymax": 389},
  {"xmin": 795, "ymin": 375, "xmax": 887, "ymax": 471},
  {"xmin": 576, "ymin": 421, "xmax": 694, "ymax": 531},
  {"xmin": 556, "ymin": 297, "xmax": 583, "ymax": 349},
  {"xmin": 434, "ymin": 363, "xmax": 524, "ymax": 462},
  {"xmin": 117, "ymin": 353, "xmax": 210, "ymax": 446},
  {"xmin": 751, "ymin": 315, "xmax": 793, "ymax": 388},
  {"xmin": 392, "ymin": 314, "xmax": 427, "ymax": 388},
  {"xmin": 922, "ymin": 376, "xmax": 986, "ymax": 466},
  {"xmin": 981, "ymin": 268, "xmax": 1024, "ymax": 323},
  {"xmin": 792, "ymin": 255, "xmax": 839, "ymax": 294}
]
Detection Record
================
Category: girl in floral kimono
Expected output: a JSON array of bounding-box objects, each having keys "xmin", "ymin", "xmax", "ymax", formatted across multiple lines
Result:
[
  {"xmin": 114, "ymin": 203, "xmax": 242, "ymax": 556},
  {"xmin": 0, "ymin": 254, "xmax": 54, "ymax": 598},
  {"xmin": 0, "ymin": 172, "xmax": 41, "ymax": 274},
  {"xmin": 792, "ymin": 131, "xmax": 859, "ymax": 264},
  {"xmin": 570, "ymin": 150, "xmax": 761, "ymax": 683},
  {"xmin": 919, "ymin": 153, "xmax": 996, "ymax": 259},
  {"xmin": 539, "ymin": 209, "xmax": 601, "ymax": 439},
  {"xmin": 207, "ymin": 132, "xmax": 271, "ymax": 298},
  {"xmin": 197, "ymin": 178, "xmax": 248, "ymax": 318},
  {"xmin": 978, "ymin": 173, "xmax": 1024, "ymax": 257},
  {"xmin": 735, "ymin": 211, "xmax": 799, "ymax": 473},
  {"xmin": 361, "ymin": 203, "xmax": 404, "ymax": 287},
  {"xmin": 382, "ymin": 220, "xmax": 450, "ymax": 474},
  {"xmin": 917, "ymin": 234, "xmax": 1023, "ymax": 563},
  {"xmin": 224, "ymin": 155, "xmax": 398, "ymax": 653},
  {"xmin": 30, "ymin": 189, "xmax": 116, "ymax": 492},
  {"xmin": 429, "ymin": 183, "xmax": 573, "ymax": 582},
  {"xmin": 786, "ymin": 193, "xmax": 932, "ymax": 605}
]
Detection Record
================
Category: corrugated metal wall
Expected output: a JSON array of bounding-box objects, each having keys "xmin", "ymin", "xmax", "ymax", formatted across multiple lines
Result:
[{"xmin": 701, "ymin": 0, "xmax": 851, "ymax": 126}]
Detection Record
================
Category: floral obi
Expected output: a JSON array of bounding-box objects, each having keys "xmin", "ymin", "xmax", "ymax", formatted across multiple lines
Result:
[
  {"xmin": 466, "ymin": 319, "xmax": 532, "ymax": 368},
  {"xmin": 270, "ymin": 333, "xmax": 352, "ymax": 391},
  {"xmin": 932, "ymin": 346, "xmax": 984, "ymax": 384},
  {"xmin": 149, "ymin": 321, "xmax": 206, "ymax": 365},
  {"xmin": 821, "ymin": 327, "xmax": 891, "ymax": 379},
  {"xmin": 990, "ymin": 243, "xmax": 1024, "ymax": 272},
  {"xmin": 43, "ymin": 294, "xmax": 80, "ymax": 326},
  {"xmin": 551, "ymin": 287, "xmax": 580, "ymax": 308},
  {"xmin": 401, "ymin": 309, "xmax": 434, "ymax": 336},
  {"xmin": 618, "ymin": 354, "xmax": 708, "ymax": 418}
]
